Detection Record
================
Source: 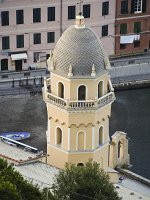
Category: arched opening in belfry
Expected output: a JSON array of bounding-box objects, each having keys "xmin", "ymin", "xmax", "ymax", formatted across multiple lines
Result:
[
  {"xmin": 118, "ymin": 140, "xmax": 123, "ymax": 159},
  {"xmin": 78, "ymin": 131, "xmax": 85, "ymax": 150},
  {"xmin": 1, "ymin": 59, "xmax": 8, "ymax": 71},
  {"xmin": 98, "ymin": 81, "xmax": 103, "ymax": 98},
  {"xmin": 99, "ymin": 126, "xmax": 103, "ymax": 145},
  {"xmin": 56, "ymin": 127, "xmax": 62, "ymax": 146},
  {"xmin": 77, "ymin": 163, "xmax": 84, "ymax": 167},
  {"xmin": 78, "ymin": 85, "xmax": 86, "ymax": 100},
  {"xmin": 58, "ymin": 82, "xmax": 64, "ymax": 99}
]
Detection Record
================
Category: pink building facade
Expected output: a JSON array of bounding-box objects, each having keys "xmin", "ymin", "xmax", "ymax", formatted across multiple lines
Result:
[{"xmin": 0, "ymin": 0, "xmax": 115, "ymax": 72}]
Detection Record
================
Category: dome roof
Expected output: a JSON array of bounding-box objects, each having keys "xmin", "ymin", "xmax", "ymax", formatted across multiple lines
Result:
[{"xmin": 51, "ymin": 17, "xmax": 108, "ymax": 78}]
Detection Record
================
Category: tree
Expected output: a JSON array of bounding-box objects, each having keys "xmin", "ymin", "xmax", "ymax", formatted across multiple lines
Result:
[
  {"xmin": 52, "ymin": 160, "xmax": 121, "ymax": 200},
  {"xmin": 0, "ymin": 178, "xmax": 21, "ymax": 200},
  {"xmin": 0, "ymin": 158, "xmax": 54, "ymax": 200}
]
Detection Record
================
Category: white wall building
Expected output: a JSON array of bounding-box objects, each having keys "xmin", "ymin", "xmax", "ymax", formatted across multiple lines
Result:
[{"xmin": 0, "ymin": 0, "xmax": 115, "ymax": 72}]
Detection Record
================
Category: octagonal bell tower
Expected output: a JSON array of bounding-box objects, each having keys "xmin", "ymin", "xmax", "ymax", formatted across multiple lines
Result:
[{"xmin": 43, "ymin": 14, "xmax": 115, "ymax": 170}]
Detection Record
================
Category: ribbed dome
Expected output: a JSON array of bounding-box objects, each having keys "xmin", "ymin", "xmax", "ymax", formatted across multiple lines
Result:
[{"xmin": 52, "ymin": 23, "xmax": 107, "ymax": 78}]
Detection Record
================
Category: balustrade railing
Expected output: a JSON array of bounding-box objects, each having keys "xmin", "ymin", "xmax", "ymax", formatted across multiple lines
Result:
[
  {"xmin": 47, "ymin": 93, "xmax": 66, "ymax": 107},
  {"xmin": 45, "ymin": 90, "xmax": 115, "ymax": 110},
  {"xmin": 97, "ymin": 92, "xmax": 115, "ymax": 108},
  {"xmin": 69, "ymin": 100, "xmax": 95, "ymax": 109}
]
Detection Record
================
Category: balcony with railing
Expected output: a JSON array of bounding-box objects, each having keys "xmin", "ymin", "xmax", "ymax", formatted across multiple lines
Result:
[{"xmin": 43, "ymin": 77, "xmax": 115, "ymax": 111}]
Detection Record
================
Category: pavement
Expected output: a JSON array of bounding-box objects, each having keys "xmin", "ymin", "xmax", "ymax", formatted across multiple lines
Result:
[{"xmin": 116, "ymin": 175, "xmax": 150, "ymax": 199}]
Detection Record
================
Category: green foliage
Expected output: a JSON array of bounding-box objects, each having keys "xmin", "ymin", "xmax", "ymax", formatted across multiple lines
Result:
[
  {"xmin": 120, "ymin": 163, "xmax": 129, "ymax": 169},
  {"xmin": 0, "ymin": 158, "xmax": 54, "ymax": 200},
  {"xmin": 0, "ymin": 178, "xmax": 21, "ymax": 200},
  {"xmin": 42, "ymin": 188, "xmax": 57, "ymax": 200},
  {"xmin": 52, "ymin": 161, "xmax": 121, "ymax": 200}
]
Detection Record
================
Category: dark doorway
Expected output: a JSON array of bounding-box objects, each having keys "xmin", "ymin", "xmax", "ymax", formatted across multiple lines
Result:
[
  {"xmin": 15, "ymin": 60, "xmax": 22, "ymax": 71},
  {"xmin": 78, "ymin": 85, "xmax": 86, "ymax": 100},
  {"xmin": 77, "ymin": 163, "xmax": 84, "ymax": 167},
  {"xmin": 1, "ymin": 59, "xmax": 8, "ymax": 71},
  {"xmin": 58, "ymin": 82, "xmax": 64, "ymax": 99}
]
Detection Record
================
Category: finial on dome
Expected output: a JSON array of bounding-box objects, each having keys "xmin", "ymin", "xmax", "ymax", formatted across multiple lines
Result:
[
  {"xmin": 68, "ymin": 64, "xmax": 73, "ymax": 77},
  {"xmin": 50, "ymin": 52, "xmax": 55, "ymax": 70},
  {"xmin": 104, "ymin": 56, "xmax": 111, "ymax": 70},
  {"xmin": 91, "ymin": 64, "xmax": 96, "ymax": 77},
  {"xmin": 75, "ymin": 13, "xmax": 85, "ymax": 29}
]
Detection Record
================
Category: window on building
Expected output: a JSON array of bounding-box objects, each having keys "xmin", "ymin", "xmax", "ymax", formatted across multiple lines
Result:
[
  {"xmin": 1, "ymin": 59, "xmax": 8, "ymax": 71},
  {"xmin": 121, "ymin": 0, "xmax": 128, "ymax": 14},
  {"xmin": 68, "ymin": 6, "xmax": 76, "ymax": 19},
  {"xmin": 1, "ymin": 11, "xmax": 9, "ymax": 26},
  {"xmin": 78, "ymin": 132, "xmax": 84, "ymax": 150},
  {"xmin": 102, "ymin": 1, "xmax": 109, "ymax": 16},
  {"xmin": 2, "ymin": 36, "xmax": 10, "ymax": 50},
  {"xmin": 33, "ymin": 33, "xmax": 41, "ymax": 44},
  {"xmin": 33, "ymin": 52, "xmax": 40, "ymax": 62},
  {"xmin": 134, "ymin": 40, "xmax": 140, "ymax": 47},
  {"xmin": 16, "ymin": 10, "xmax": 24, "ymax": 24},
  {"xmin": 16, "ymin": 35, "xmax": 24, "ymax": 48},
  {"xmin": 134, "ymin": 0, "xmax": 142, "ymax": 13},
  {"xmin": 134, "ymin": 21, "xmax": 141, "ymax": 33},
  {"xmin": 47, "ymin": 32, "xmax": 55, "ymax": 43},
  {"xmin": 99, "ymin": 127, "xmax": 103, "ymax": 145},
  {"xmin": 118, "ymin": 140, "xmax": 124, "ymax": 159},
  {"xmin": 131, "ymin": 0, "xmax": 146, "ymax": 13},
  {"xmin": 33, "ymin": 8, "xmax": 41, "ymax": 23},
  {"xmin": 78, "ymin": 85, "xmax": 86, "ymax": 100},
  {"xmin": 120, "ymin": 43, "xmax": 126, "ymax": 49},
  {"xmin": 83, "ymin": 4, "xmax": 90, "ymax": 18},
  {"xmin": 120, "ymin": 23, "xmax": 127, "ymax": 34},
  {"xmin": 48, "ymin": 7, "xmax": 55, "ymax": 21},
  {"xmin": 58, "ymin": 82, "xmax": 64, "ymax": 99},
  {"xmin": 56, "ymin": 127, "xmax": 62, "ymax": 146},
  {"xmin": 98, "ymin": 81, "xmax": 103, "ymax": 98},
  {"xmin": 102, "ymin": 25, "xmax": 108, "ymax": 37}
]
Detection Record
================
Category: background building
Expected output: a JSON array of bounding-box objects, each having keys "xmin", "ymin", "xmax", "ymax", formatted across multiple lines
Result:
[
  {"xmin": 0, "ymin": 0, "xmax": 115, "ymax": 72},
  {"xmin": 115, "ymin": 0, "xmax": 150, "ymax": 55}
]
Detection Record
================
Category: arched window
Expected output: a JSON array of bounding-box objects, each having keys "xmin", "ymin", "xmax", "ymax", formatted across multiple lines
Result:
[
  {"xmin": 78, "ymin": 85, "xmax": 86, "ymax": 100},
  {"xmin": 56, "ymin": 127, "xmax": 62, "ymax": 146},
  {"xmin": 58, "ymin": 82, "xmax": 64, "ymax": 99},
  {"xmin": 98, "ymin": 81, "xmax": 103, "ymax": 98},
  {"xmin": 78, "ymin": 131, "xmax": 84, "ymax": 150},
  {"xmin": 118, "ymin": 140, "xmax": 123, "ymax": 159},
  {"xmin": 1, "ymin": 59, "xmax": 8, "ymax": 71},
  {"xmin": 77, "ymin": 163, "xmax": 84, "ymax": 167},
  {"xmin": 99, "ymin": 127, "xmax": 103, "ymax": 145}
]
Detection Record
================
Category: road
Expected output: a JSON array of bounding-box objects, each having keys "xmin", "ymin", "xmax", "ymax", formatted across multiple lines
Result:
[{"xmin": 109, "ymin": 62, "xmax": 150, "ymax": 84}]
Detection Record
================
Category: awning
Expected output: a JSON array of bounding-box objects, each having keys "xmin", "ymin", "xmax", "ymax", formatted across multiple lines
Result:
[
  {"xmin": 120, "ymin": 35, "xmax": 140, "ymax": 44},
  {"xmin": 11, "ymin": 53, "xmax": 27, "ymax": 61}
]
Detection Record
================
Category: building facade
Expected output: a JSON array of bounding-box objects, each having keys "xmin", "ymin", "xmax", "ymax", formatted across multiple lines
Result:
[
  {"xmin": 0, "ymin": 0, "xmax": 115, "ymax": 72},
  {"xmin": 43, "ymin": 15, "xmax": 129, "ymax": 180},
  {"xmin": 115, "ymin": 0, "xmax": 150, "ymax": 55}
]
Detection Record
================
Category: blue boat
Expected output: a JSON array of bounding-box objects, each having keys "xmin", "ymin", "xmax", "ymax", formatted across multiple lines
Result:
[{"xmin": 0, "ymin": 132, "xmax": 30, "ymax": 141}]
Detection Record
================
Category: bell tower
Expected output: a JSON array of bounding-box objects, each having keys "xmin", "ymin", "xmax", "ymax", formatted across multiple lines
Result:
[{"xmin": 43, "ymin": 14, "xmax": 115, "ymax": 170}]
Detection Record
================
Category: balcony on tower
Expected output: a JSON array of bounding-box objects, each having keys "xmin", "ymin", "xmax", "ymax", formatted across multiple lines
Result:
[{"xmin": 43, "ymin": 76, "xmax": 115, "ymax": 111}]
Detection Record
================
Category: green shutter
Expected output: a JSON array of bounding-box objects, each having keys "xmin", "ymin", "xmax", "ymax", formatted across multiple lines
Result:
[
  {"xmin": 131, "ymin": 0, "xmax": 135, "ymax": 14},
  {"xmin": 142, "ymin": 0, "xmax": 147, "ymax": 13}
]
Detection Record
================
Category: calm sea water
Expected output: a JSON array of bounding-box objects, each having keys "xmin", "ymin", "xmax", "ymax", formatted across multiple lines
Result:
[{"xmin": 110, "ymin": 87, "xmax": 150, "ymax": 179}]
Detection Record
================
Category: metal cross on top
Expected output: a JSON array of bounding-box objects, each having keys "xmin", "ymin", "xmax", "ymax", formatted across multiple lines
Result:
[{"xmin": 77, "ymin": 0, "xmax": 83, "ymax": 14}]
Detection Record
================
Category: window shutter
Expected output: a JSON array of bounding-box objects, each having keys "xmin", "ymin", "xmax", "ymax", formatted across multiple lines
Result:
[
  {"xmin": 131, "ymin": 0, "xmax": 135, "ymax": 14},
  {"xmin": 142, "ymin": 0, "xmax": 147, "ymax": 13}
]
